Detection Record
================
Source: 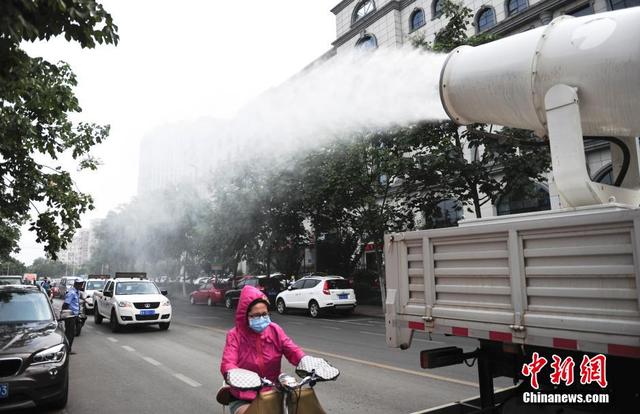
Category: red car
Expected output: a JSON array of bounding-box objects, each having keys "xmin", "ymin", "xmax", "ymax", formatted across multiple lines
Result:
[{"xmin": 189, "ymin": 278, "xmax": 229, "ymax": 306}]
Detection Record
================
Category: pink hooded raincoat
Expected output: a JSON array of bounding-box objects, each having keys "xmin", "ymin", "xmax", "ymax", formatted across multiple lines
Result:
[{"xmin": 220, "ymin": 285, "xmax": 305, "ymax": 401}]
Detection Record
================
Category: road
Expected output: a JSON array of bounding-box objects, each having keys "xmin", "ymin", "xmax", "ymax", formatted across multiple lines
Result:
[{"xmin": 33, "ymin": 298, "xmax": 510, "ymax": 414}]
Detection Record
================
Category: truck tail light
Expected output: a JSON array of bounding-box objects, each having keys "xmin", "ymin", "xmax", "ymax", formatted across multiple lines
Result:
[{"xmin": 323, "ymin": 281, "xmax": 330, "ymax": 295}]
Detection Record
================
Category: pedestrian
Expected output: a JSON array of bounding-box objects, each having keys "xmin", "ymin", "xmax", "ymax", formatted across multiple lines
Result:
[
  {"xmin": 220, "ymin": 286, "xmax": 305, "ymax": 414},
  {"xmin": 62, "ymin": 280, "xmax": 80, "ymax": 352},
  {"xmin": 42, "ymin": 278, "xmax": 52, "ymax": 300}
]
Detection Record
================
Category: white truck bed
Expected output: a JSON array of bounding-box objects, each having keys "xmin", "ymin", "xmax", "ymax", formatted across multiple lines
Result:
[{"xmin": 385, "ymin": 205, "xmax": 640, "ymax": 358}]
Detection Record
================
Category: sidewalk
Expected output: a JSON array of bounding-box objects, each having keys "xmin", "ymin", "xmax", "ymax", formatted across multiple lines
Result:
[{"xmin": 355, "ymin": 304, "xmax": 384, "ymax": 318}]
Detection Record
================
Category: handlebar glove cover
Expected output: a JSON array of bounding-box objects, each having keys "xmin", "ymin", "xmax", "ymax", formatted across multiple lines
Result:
[{"xmin": 296, "ymin": 356, "xmax": 340, "ymax": 381}]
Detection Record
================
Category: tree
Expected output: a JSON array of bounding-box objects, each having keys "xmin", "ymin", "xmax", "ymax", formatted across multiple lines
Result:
[
  {"xmin": 406, "ymin": 1, "xmax": 551, "ymax": 219},
  {"xmin": 0, "ymin": 256, "xmax": 26, "ymax": 275},
  {"xmin": 0, "ymin": 0, "xmax": 118, "ymax": 260},
  {"xmin": 27, "ymin": 257, "xmax": 66, "ymax": 278}
]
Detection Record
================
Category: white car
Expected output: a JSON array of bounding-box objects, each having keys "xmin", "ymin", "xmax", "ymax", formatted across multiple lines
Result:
[
  {"xmin": 94, "ymin": 278, "xmax": 171, "ymax": 332},
  {"xmin": 83, "ymin": 278, "xmax": 108, "ymax": 313},
  {"xmin": 275, "ymin": 276, "xmax": 356, "ymax": 318}
]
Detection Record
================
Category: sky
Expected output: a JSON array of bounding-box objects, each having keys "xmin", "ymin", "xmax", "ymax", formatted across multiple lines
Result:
[{"xmin": 17, "ymin": 0, "xmax": 338, "ymax": 265}]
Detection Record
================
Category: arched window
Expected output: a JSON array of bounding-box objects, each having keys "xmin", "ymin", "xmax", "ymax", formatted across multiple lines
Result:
[
  {"xmin": 355, "ymin": 34, "xmax": 377, "ymax": 50},
  {"xmin": 507, "ymin": 0, "xmax": 528, "ymax": 16},
  {"xmin": 497, "ymin": 184, "xmax": 550, "ymax": 216},
  {"xmin": 593, "ymin": 163, "xmax": 613, "ymax": 185},
  {"xmin": 353, "ymin": 0, "xmax": 375, "ymax": 24},
  {"xmin": 410, "ymin": 8, "xmax": 426, "ymax": 31},
  {"xmin": 476, "ymin": 7, "xmax": 497, "ymax": 33},
  {"xmin": 432, "ymin": 0, "xmax": 444, "ymax": 19}
]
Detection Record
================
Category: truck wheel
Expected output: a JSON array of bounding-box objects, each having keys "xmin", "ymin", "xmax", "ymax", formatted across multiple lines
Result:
[
  {"xmin": 110, "ymin": 310, "xmax": 121, "ymax": 333},
  {"xmin": 277, "ymin": 299, "xmax": 287, "ymax": 315},
  {"xmin": 207, "ymin": 297, "xmax": 213, "ymax": 307},
  {"xmin": 159, "ymin": 322, "xmax": 170, "ymax": 330},
  {"xmin": 225, "ymin": 297, "xmax": 233, "ymax": 310},
  {"xmin": 94, "ymin": 309, "xmax": 103, "ymax": 325},
  {"xmin": 308, "ymin": 301, "xmax": 321, "ymax": 318}
]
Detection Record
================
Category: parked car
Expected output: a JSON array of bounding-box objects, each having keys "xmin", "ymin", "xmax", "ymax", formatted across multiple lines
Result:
[
  {"xmin": 224, "ymin": 276, "xmax": 284, "ymax": 309},
  {"xmin": 189, "ymin": 279, "xmax": 229, "ymax": 306},
  {"xmin": 0, "ymin": 275, "xmax": 23, "ymax": 285},
  {"xmin": 275, "ymin": 276, "xmax": 356, "ymax": 318},
  {"xmin": 0, "ymin": 285, "xmax": 69, "ymax": 409}
]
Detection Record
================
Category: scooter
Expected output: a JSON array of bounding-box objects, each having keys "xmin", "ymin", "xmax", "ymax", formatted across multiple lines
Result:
[{"xmin": 217, "ymin": 356, "xmax": 339, "ymax": 414}]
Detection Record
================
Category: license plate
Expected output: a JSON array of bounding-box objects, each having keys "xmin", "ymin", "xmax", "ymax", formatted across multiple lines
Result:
[
  {"xmin": 139, "ymin": 310, "xmax": 155, "ymax": 316},
  {"xmin": 338, "ymin": 294, "xmax": 348, "ymax": 300},
  {"xmin": 0, "ymin": 383, "xmax": 8, "ymax": 399}
]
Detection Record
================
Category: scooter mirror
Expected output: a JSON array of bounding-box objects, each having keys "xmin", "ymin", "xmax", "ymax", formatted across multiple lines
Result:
[
  {"xmin": 226, "ymin": 368, "xmax": 262, "ymax": 390},
  {"xmin": 296, "ymin": 356, "xmax": 340, "ymax": 381}
]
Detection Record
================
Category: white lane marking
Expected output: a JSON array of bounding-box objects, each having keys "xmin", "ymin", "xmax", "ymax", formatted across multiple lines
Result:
[
  {"xmin": 360, "ymin": 331, "xmax": 384, "ymax": 336},
  {"xmin": 107, "ymin": 337, "xmax": 118, "ymax": 343},
  {"xmin": 122, "ymin": 345, "xmax": 135, "ymax": 352},
  {"xmin": 174, "ymin": 373, "xmax": 202, "ymax": 387},
  {"xmin": 143, "ymin": 357, "xmax": 162, "ymax": 366},
  {"xmin": 321, "ymin": 326, "xmax": 341, "ymax": 330}
]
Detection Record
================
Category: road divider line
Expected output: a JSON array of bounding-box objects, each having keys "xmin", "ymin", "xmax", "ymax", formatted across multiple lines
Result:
[
  {"xmin": 174, "ymin": 321, "xmax": 477, "ymax": 388},
  {"xmin": 122, "ymin": 345, "xmax": 135, "ymax": 352},
  {"xmin": 107, "ymin": 337, "xmax": 118, "ymax": 343},
  {"xmin": 142, "ymin": 356, "xmax": 162, "ymax": 366},
  {"xmin": 359, "ymin": 331, "xmax": 384, "ymax": 336},
  {"xmin": 321, "ymin": 326, "xmax": 341, "ymax": 330},
  {"xmin": 302, "ymin": 347, "xmax": 478, "ymax": 388},
  {"xmin": 174, "ymin": 373, "xmax": 202, "ymax": 387}
]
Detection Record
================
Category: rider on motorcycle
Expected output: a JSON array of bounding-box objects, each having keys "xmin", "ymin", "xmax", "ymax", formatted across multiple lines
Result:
[{"xmin": 220, "ymin": 285, "xmax": 305, "ymax": 414}]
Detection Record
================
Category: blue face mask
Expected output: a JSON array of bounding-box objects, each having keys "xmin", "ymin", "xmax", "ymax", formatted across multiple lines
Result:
[{"xmin": 249, "ymin": 315, "xmax": 271, "ymax": 333}]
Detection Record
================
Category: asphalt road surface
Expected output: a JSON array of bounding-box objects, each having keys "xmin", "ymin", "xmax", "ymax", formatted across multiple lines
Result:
[{"xmin": 31, "ymin": 298, "xmax": 510, "ymax": 414}]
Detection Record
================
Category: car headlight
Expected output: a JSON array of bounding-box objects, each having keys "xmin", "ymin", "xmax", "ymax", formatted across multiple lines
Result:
[
  {"xmin": 33, "ymin": 344, "xmax": 66, "ymax": 365},
  {"xmin": 161, "ymin": 299, "xmax": 171, "ymax": 307},
  {"xmin": 118, "ymin": 300, "xmax": 133, "ymax": 308}
]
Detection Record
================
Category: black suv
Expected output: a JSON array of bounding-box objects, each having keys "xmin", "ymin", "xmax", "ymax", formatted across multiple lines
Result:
[
  {"xmin": 0, "ymin": 285, "xmax": 69, "ymax": 410},
  {"xmin": 224, "ymin": 276, "xmax": 284, "ymax": 309}
]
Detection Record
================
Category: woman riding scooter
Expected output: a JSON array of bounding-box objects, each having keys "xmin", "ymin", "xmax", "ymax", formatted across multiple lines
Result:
[{"xmin": 220, "ymin": 285, "xmax": 305, "ymax": 414}]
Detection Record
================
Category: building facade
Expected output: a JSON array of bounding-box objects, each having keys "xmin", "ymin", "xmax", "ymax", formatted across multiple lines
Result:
[
  {"xmin": 59, "ymin": 228, "xmax": 95, "ymax": 270},
  {"xmin": 329, "ymin": 0, "xmax": 637, "ymax": 55}
]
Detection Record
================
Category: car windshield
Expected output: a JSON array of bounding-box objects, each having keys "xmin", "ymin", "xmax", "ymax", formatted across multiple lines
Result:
[
  {"xmin": 0, "ymin": 277, "xmax": 22, "ymax": 285},
  {"xmin": 326, "ymin": 279, "xmax": 350, "ymax": 289},
  {"xmin": 0, "ymin": 291, "xmax": 53, "ymax": 323},
  {"xmin": 115, "ymin": 282, "xmax": 159, "ymax": 295},
  {"xmin": 86, "ymin": 280, "xmax": 106, "ymax": 290}
]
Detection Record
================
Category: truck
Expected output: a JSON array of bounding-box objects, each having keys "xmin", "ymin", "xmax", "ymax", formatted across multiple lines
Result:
[
  {"xmin": 385, "ymin": 8, "xmax": 640, "ymax": 413},
  {"xmin": 93, "ymin": 272, "xmax": 172, "ymax": 332}
]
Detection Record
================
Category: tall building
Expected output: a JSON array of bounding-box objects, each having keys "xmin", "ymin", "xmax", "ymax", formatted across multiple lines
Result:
[{"xmin": 59, "ymin": 228, "xmax": 94, "ymax": 270}]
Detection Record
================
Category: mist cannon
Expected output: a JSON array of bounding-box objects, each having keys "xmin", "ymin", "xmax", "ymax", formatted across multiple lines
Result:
[{"xmin": 439, "ymin": 8, "xmax": 640, "ymax": 208}]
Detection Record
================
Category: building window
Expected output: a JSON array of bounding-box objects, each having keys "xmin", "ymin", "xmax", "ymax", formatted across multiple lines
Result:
[
  {"xmin": 432, "ymin": 0, "xmax": 444, "ymax": 19},
  {"xmin": 477, "ymin": 8, "xmax": 497, "ymax": 33},
  {"xmin": 353, "ymin": 0, "xmax": 375, "ymax": 24},
  {"xmin": 410, "ymin": 9, "xmax": 426, "ymax": 31},
  {"xmin": 507, "ymin": 0, "xmax": 528, "ymax": 16},
  {"xmin": 431, "ymin": 199, "xmax": 464, "ymax": 228},
  {"xmin": 609, "ymin": 0, "xmax": 640, "ymax": 9},
  {"xmin": 497, "ymin": 184, "xmax": 550, "ymax": 216},
  {"xmin": 568, "ymin": 4, "xmax": 594, "ymax": 16},
  {"xmin": 355, "ymin": 34, "xmax": 377, "ymax": 50}
]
